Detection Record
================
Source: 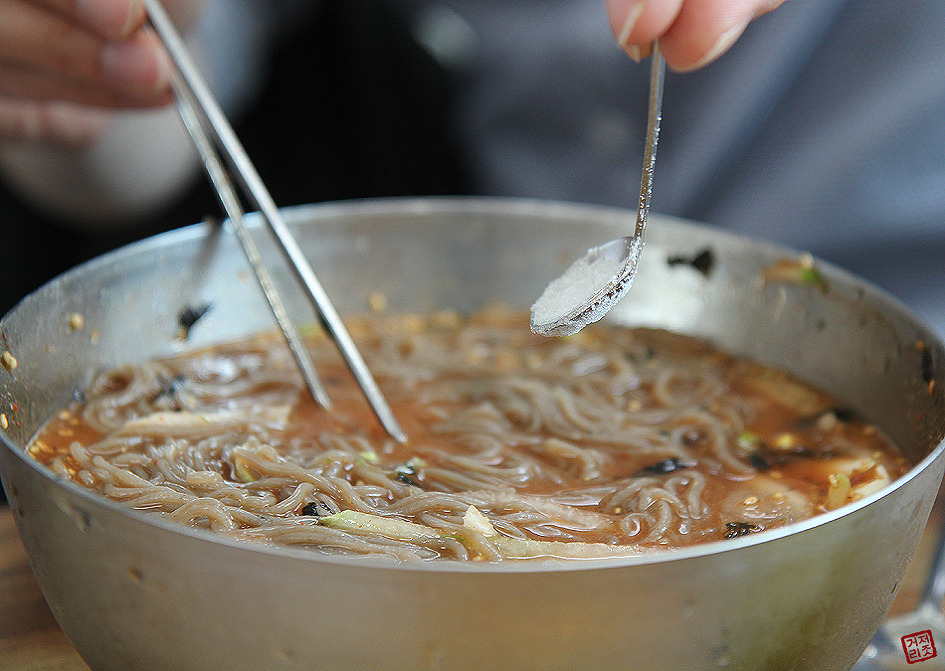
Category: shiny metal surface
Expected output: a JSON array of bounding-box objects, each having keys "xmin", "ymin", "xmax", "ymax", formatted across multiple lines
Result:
[
  {"xmin": 853, "ymin": 522, "xmax": 945, "ymax": 669},
  {"xmin": 530, "ymin": 46, "xmax": 664, "ymax": 336},
  {"xmin": 144, "ymin": 0, "xmax": 405, "ymax": 441},
  {"xmin": 1, "ymin": 198, "xmax": 944, "ymax": 671},
  {"xmin": 173, "ymin": 71, "xmax": 331, "ymax": 410}
]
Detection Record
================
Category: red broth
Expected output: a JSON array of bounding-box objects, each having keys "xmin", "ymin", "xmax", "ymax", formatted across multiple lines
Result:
[{"xmin": 28, "ymin": 307, "xmax": 907, "ymax": 561}]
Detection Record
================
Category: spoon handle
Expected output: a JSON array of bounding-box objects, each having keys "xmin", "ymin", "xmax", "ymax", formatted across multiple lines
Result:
[{"xmin": 635, "ymin": 44, "xmax": 666, "ymax": 239}]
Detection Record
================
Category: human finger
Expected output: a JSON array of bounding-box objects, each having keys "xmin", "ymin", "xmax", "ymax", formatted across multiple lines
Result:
[
  {"xmin": 0, "ymin": 59, "xmax": 172, "ymax": 109},
  {"xmin": 0, "ymin": 1, "xmax": 171, "ymax": 104},
  {"xmin": 27, "ymin": 0, "xmax": 146, "ymax": 40},
  {"xmin": 0, "ymin": 96, "xmax": 111, "ymax": 146},
  {"xmin": 604, "ymin": 0, "xmax": 787, "ymax": 69},
  {"xmin": 24, "ymin": 0, "xmax": 207, "ymax": 41},
  {"xmin": 606, "ymin": 0, "xmax": 684, "ymax": 63},
  {"xmin": 658, "ymin": 0, "xmax": 787, "ymax": 71}
]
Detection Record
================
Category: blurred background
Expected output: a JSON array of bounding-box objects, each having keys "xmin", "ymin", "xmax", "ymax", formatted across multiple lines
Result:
[{"xmin": 1, "ymin": 0, "xmax": 943, "ymax": 328}]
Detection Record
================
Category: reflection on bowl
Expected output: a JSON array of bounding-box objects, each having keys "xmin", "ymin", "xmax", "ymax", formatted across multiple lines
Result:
[{"xmin": 1, "ymin": 198, "xmax": 943, "ymax": 671}]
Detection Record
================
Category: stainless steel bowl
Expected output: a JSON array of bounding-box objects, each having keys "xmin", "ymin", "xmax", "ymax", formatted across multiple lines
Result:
[{"xmin": 2, "ymin": 198, "xmax": 943, "ymax": 671}]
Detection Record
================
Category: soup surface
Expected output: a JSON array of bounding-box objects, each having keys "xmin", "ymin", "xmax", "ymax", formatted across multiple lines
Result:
[{"xmin": 29, "ymin": 307, "xmax": 907, "ymax": 561}]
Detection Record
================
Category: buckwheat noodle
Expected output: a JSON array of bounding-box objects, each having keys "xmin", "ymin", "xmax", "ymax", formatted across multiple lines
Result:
[{"xmin": 31, "ymin": 309, "xmax": 906, "ymax": 562}]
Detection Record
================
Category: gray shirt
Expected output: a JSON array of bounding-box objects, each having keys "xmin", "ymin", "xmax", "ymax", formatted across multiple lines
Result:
[{"xmin": 393, "ymin": 0, "xmax": 945, "ymax": 331}]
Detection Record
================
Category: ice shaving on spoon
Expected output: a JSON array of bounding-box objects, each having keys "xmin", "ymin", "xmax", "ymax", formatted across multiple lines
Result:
[
  {"xmin": 530, "ymin": 237, "xmax": 644, "ymax": 337},
  {"xmin": 530, "ymin": 45, "xmax": 665, "ymax": 337}
]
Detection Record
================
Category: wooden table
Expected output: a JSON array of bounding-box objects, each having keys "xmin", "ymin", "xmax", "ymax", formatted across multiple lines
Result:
[
  {"xmin": 1, "ymin": 500, "xmax": 941, "ymax": 670},
  {"xmin": 1, "ymin": 504, "xmax": 89, "ymax": 670}
]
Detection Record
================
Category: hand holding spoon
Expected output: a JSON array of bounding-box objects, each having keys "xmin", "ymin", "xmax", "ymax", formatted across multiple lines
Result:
[{"xmin": 530, "ymin": 44, "xmax": 665, "ymax": 336}]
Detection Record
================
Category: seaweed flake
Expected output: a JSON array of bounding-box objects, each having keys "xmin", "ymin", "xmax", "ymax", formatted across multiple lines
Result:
[
  {"xmin": 725, "ymin": 522, "xmax": 761, "ymax": 538},
  {"xmin": 177, "ymin": 303, "xmax": 212, "ymax": 340},
  {"xmin": 921, "ymin": 346, "xmax": 934, "ymax": 384},
  {"xmin": 394, "ymin": 458, "xmax": 425, "ymax": 487},
  {"xmin": 829, "ymin": 406, "xmax": 856, "ymax": 422},
  {"xmin": 155, "ymin": 374, "xmax": 191, "ymax": 411},
  {"xmin": 748, "ymin": 452, "xmax": 771, "ymax": 472},
  {"xmin": 157, "ymin": 374, "xmax": 187, "ymax": 398},
  {"xmin": 301, "ymin": 501, "xmax": 336, "ymax": 517},
  {"xmin": 634, "ymin": 457, "xmax": 695, "ymax": 476},
  {"xmin": 667, "ymin": 248, "xmax": 714, "ymax": 278}
]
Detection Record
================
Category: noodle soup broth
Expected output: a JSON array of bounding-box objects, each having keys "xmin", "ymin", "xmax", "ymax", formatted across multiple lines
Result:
[
  {"xmin": 4, "ymin": 200, "xmax": 945, "ymax": 671},
  {"xmin": 27, "ymin": 307, "xmax": 908, "ymax": 562}
]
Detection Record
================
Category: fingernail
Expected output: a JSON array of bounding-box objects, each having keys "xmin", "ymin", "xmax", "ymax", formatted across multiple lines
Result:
[
  {"xmin": 677, "ymin": 21, "xmax": 748, "ymax": 72},
  {"xmin": 100, "ymin": 36, "xmax": 170, "ymax": 95},
  {"xmin": 76, "ymin": 0, "xmax": 143, "ymax": 39},
  {"xmin": 617, "ymin": 2, "xmax": 646, "ymax": 47},
  {"xmin": 627, "ymin": 42, "xmax": 653, "ymax": 63}
]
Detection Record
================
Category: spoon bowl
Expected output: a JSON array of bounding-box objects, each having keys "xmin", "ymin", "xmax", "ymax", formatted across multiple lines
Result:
[
  {"xmin": 529, "ymin": 235, "xmax": 643, "ymax": 336},
  {"xmin": 530, "ymin": 45, "xmax": 665, "ymax": 337}
]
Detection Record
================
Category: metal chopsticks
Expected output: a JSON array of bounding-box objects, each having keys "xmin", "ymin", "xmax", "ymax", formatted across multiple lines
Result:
[
  {"xmin": 172, "ymin": 75, "xmax": 331, "ymax": 410},
  {"xmin": 143, "ymin": 0, "xmax": 407, "ymax": 443}
]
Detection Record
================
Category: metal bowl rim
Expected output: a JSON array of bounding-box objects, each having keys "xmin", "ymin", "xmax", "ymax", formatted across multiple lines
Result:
[{"xmin": 2, "ymin": 195, "xmax": 942, "ymax": 574}]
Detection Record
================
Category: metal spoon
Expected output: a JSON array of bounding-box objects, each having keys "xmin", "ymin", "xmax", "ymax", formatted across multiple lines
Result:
[{"xmin": 530, "ymin": 44, "xmax": 665, "ymax": 337}]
